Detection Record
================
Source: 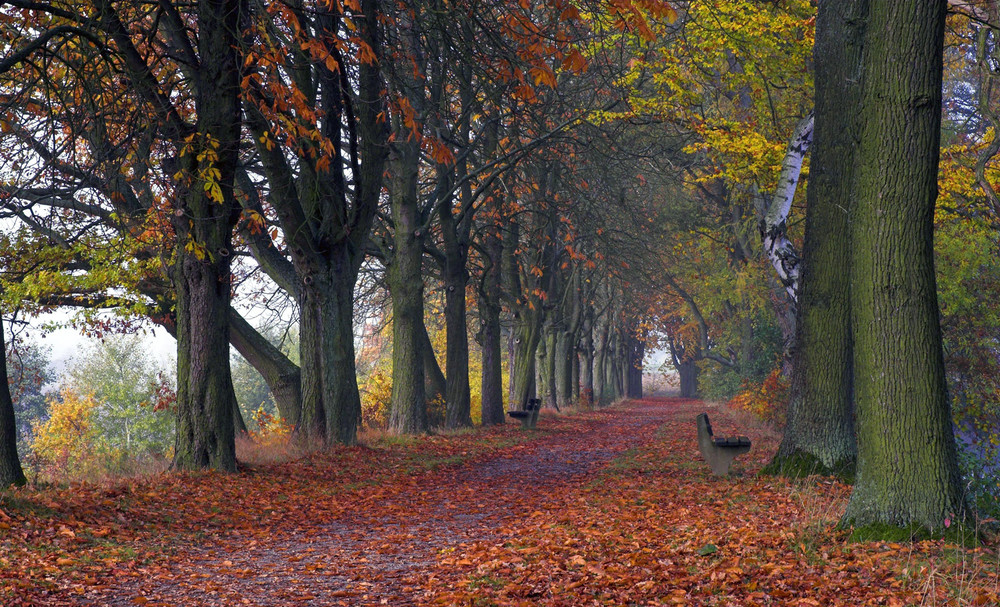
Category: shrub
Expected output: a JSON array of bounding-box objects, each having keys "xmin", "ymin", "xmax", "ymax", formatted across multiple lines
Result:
[{"xmin": 727, "ymin": 367, "xmax": 789, "ymax": 427}]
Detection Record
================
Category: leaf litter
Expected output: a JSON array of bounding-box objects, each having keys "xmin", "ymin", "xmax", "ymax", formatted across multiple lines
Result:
[{"xmin": 1, "ymin": 398, "xmax": 998, "ymax": 606}]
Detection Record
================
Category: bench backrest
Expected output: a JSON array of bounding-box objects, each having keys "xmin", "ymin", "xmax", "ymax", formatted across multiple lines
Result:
[{"xmin": 697, "ymin": 412, "xmax": 714, "ymax": 437}]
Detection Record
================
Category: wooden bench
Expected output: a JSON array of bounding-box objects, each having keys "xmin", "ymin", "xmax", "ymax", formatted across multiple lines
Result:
[
  {"xmin": 696, "ymin": 412, "xmax": 751, "ymax": 475},
  {"xmin": 509, "ymin": 398, "xmax": 541, "ymax": 429}
]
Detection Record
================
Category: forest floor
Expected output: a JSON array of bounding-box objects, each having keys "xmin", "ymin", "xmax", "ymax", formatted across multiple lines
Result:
[{"xmin": 2, "ymin": 397, "xmax": 1000, "ymax": 606}]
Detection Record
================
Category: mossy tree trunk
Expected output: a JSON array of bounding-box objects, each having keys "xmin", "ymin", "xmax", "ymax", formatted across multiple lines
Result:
[
  {"xmin": 172, "ymin": 0, "xmax": 246, "ymax": 472},
  {"xmin": 842, "ymin": 0, "xmax": 967, "ymax": 534},
  {"xmin": 387, "ymin": 138, "xmax": 428, "ymax": 435},
  {"xmin": 0, "ymin": 314, "xmax": 25, "ymax": 487},
  {"xmin": 770, "ymin": 0, "xmax": 863, "ymax": 477}
]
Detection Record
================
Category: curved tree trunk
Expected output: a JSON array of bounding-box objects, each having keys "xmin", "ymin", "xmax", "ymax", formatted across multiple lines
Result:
[
  {"xmin": 227, "ymin": 309, "xmax": 301, "ymax": 425},
  {"xmin": 842, "ymin": 0, "xmax": 967, "ymax": 534}
]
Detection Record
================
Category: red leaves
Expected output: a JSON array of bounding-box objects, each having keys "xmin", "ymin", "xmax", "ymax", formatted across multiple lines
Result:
[{"xmin": 3, "ymin": 399, "xmax": 999, "ymax": 605}]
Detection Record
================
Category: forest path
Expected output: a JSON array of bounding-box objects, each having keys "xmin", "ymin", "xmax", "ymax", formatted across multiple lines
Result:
[
  {"xmin": 13, "ymin": 398, "xmax": 991, "ymax": 606},
  {"xmin": 86, "ymin": 398, "xmax": 740, "ymax": 606}
]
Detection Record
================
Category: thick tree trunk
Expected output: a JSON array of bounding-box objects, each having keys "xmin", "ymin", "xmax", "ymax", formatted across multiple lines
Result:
[
  {"xmin": 173, "ymin": 246, "xmax": 237, "ymax": 471},
  {"xmin": 172, "ymin": 0, "xmax": 244, "ymax": 471},
  {"xmin": 298, "ymin": 272, "xmax": 363, "ymax": 444},
  {"xmin": 842, "ymin": 0, "xmax": 967, "ymax": 534},
  {"xmin": 678, "ymin": 359, "xmax": 699, "ymax": 398},
  {"xmin": 0, "ymin": 315, "xmax": 25, "ymax": 487},
  {"xmin": 770, "ymin": 0, "xmax": 862, "ymax": 477},
  {"xmin": 387, "ymin": 142, "xmax": 427, "ymax": 434}
]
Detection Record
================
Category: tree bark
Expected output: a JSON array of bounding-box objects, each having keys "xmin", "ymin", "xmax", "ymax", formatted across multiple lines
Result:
[
  {"xmin": 387, "ymin": 139, "xmax": 428, "ymax": 434},
  {"xmin": 478, "ymin": 224, "xmax": 506, "ymax": 425},
  {"xmin": 227, "ymin": 309, "xmax": 301, "ymax": 425},
  {"xmin": 0, "ymin": 315, "xmax": 25, "ymax": 487},
  {"xmin": 769, "ymin": 0, "xmax": 862, "ymax": 477},
  {"xmin": 172, "ymin": 0, "xmax": 245, "ymax": 472},
  {"xmin": 842, "ymin": 0, "xmax": 967, "ymax": 534}
]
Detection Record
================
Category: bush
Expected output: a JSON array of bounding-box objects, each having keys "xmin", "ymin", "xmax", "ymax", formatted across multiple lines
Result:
[{"xmin": 727, "ymin": 367, "xmax": 789, "ymax": 427}]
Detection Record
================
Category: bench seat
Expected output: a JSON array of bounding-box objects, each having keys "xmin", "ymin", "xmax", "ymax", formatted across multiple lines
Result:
[{"xmin": 697, "ymin": 413, "xmax": 751, "ymax": 475}]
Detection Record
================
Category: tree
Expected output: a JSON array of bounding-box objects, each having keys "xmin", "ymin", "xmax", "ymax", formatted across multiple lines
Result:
[
  {"xmin": 841, "ymin": 0, "xmax": 967, "ymax": 534},
  {"xmin": 768, "ymin": 0, "xmax": 863, "ymax": 477},
  {"xmin": 66, "ymin": 335, "xmax": 174, "ymax": 457},
  {"xmin": 0, "ymin": 315, "xmax": 26, "ymax": 486}
]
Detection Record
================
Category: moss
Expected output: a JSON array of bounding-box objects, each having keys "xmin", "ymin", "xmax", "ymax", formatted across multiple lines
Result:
[
  {"xmin": 844, "ymin": 521, "xmax": 978, "ymax": 547},
  {"xmin": 760, "ymin": 450, "xmax": 855, "ymax": 484}
]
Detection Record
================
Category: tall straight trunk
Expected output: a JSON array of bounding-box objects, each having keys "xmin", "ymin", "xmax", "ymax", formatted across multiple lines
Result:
[
  {"xmin": 580, "ymin": 307, "xmax": 594, "ymax": 406},
  {"xmin": 842, "ymin": 0, "xmax": 966, "ymax": 534},
  {"xmin": 678, "ymin": 359, "xmax": 699, "ymax": 398},
  {"xmin": 543, "ymin": 328, "xmax": 558, "ymax": 408},
  {"xmin": 479, "ymin": 226, "xmax": 505, "ymax": 425},
  {"xmin": 442, "ymin": 254, "xmax": 472, "ymax": 429},
  {"xmin": 626, "ymin": 331, "xmax": 644, "ymax": 399},
  {"xmin": 298, "ymin": 272, "xmax": 363, "ymax": 443},
  {"xmin": 594, "ymin": 317, "xmax": 609, "ymax": 404},
  {"xmin": 555, "ymin": 330, "xmax": 573, "ymax": 407},
  {"xmin": 0, "ymin": 315, "xmax": 25, "ymax": 487},
  {"xmin": 612, "ymin": 332, "xmax": 625, "ymax": 400},
  {"xmin": 387, "ymin": 141, "xmax": 427, "ymax": 434},
  {"xmin": 770, "ymin": 0, "xmax": 862, "ymax": 476},
  {"xmin": 172, "ymin": 0, "xmax": 245, "ymax": 471},
  {"xmin": 173, "ymin": 244, "xmax": 237, "ymax": 471},
  {"xmin": 571, "ymin": 344, "xmax": 580, "ymax": 402}
]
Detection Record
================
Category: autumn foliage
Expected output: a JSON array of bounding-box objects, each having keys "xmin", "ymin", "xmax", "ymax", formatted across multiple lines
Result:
[{"xmin": 727, "ymin": 367, "xmax": 790, "ymax": 428}]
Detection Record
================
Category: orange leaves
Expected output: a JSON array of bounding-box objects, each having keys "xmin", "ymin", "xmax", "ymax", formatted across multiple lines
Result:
[{"xmin": 529, "ymin": 65, "xmax": 557, "ymax": 89}]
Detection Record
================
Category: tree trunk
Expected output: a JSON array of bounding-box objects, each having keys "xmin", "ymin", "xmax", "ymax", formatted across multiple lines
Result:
[
  {"xmin": 173, "ymin": 245, "xmax": 237, "ymax": 471},
  {"xmin": 842, "ymin": 0, "xmax": 967, "ymax": 535},
  {"xmin": 298, "ymin": 271, "xmax": 364, "ymax": 444},
  {"xmin": 478, "ymin": 226, "xmax": 505, "ymax": 425},
  {"xmin": 580, "ymin": 307, "xmax": 594, "ymax": 406},
  {"xmin": 510, "ymin": 312, "xmax": 542, "ymax": 410},
  {"xmin": 442, "ymin": 260, "xmax": 472, "ymax": 429},
  {"xmin": 679, "ymin": 359, "xmax": 699, "ymax": 398},
  {"xmin": 0, "ymin": 315, "xmax": 25, "ymax": 487},
  {"xmin": 770, "ymin": 0, "xmax": 862, "ymax": 477},
  {"xmin": 387, "ymin": 141, "xmax": 428, "ymax": 434},
  {"xmin": 555, "ymin": 329, "xmax": 573, "ymax": 407},
  {"xmin": 172, "ymin": 0, "xmax": 244, "ymax": 471},
  {"xmin": 626, "ymin": 330, "xmax": 644, "ymax": 399},
  {"xmin": 594, "ymin": 317, "xmax": 609, "ymax": 404},
  {"xmin": 419, "ymin": 322, "xmax": 447, "ymax": 418},
  {"xmin": 228, "ymin": 309, "xmax": 301, "ymax": 425}
]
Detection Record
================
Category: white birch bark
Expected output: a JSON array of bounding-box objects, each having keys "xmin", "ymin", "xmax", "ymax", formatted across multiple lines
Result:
[{"xmin": 760, "ymin": 112, "xmax": 814, "ymax": 302}]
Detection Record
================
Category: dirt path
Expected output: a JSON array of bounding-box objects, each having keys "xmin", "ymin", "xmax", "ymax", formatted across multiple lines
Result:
[{"xmin": 84, "ymin": 399, "xmax": 710, "ymax": 607}]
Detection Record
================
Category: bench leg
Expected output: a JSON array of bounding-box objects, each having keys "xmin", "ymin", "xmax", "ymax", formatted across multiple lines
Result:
[{"xmin": 705, "ymin": 446, "xmax": 751, "ymax": 476}]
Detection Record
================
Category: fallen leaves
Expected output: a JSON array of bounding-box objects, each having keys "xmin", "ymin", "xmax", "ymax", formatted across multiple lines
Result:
[{"xmin": 2, "ymin": 399, "xmax": 999, "ymax": 606}]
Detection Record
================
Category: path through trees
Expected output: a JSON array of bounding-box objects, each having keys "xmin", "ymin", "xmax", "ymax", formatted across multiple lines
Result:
[{"xmin": 4, "ymin": 400, "xmax": 995, "ymax": 606}]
